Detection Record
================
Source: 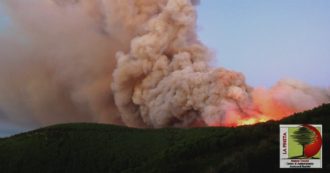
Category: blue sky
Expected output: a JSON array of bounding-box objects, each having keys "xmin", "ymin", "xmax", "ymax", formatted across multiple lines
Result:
[{"xmin": 197, "ymin": 0, "xmax": 330, "ymax": 87}]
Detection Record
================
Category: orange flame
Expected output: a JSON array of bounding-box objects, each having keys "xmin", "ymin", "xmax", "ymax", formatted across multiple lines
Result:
[
  {"xmin": 236, "ymin": 116, "xmax": 269, "ymax": 126},
  {"xmin": 220, "ymin": 103, "xmax": 296, "ymax": 127}
]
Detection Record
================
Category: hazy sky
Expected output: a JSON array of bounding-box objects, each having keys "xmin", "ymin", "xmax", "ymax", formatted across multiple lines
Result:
[
  {"xmin": 0, "ymin": 1, "xmax": 329, "ymax": 136},
  {"xmin": 197, "ymin": 0, "xmax": 330, "ymax": 87},
  {"xmin": 0, "ymin": 4, "xmax": 7, "ymax": 29}
]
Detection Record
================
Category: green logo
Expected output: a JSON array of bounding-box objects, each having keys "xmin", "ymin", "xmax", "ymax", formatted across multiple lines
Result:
[
  {"xmin": 288, "ymin": 126, "xmax": 321, "ymax": 159},
  {"xmin": 280, "ymin": 124, "xmax": 322, "ymax": 168}
]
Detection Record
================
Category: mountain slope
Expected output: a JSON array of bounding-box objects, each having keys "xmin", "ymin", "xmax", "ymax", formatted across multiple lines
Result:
[{"xmin": 0, "ymin": 104, "xmax": 329, "ymax": 173}]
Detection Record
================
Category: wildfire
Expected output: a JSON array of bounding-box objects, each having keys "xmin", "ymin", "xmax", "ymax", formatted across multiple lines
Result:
[
  {"xmin": 231, "ymin": 99, "xmax": 298, "ymax": 126},
  {"xmin": 219, "ymin": 110, "xmax": 273, "ymax": 127},
  {"xmin": 236, "ymin": 116, "xmax": 269, "ymax": 126}
]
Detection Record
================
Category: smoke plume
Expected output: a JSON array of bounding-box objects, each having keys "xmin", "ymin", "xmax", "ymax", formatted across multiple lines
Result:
[{"xmin": 0, "ymin": 0, "xmax": 329, "ymax": 129}]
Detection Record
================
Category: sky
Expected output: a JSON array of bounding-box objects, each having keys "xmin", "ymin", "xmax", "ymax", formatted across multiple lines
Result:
[
  {"xmin": 0, "ymin": 4, "xmax": 9, "ymax": 27},
  {"xmin": 0, "ymin": 0, "xmax": 329, "ymax": 136},
  {"xmin": 197, "ymin": 0, "xmax": 330, "ymax": 87}
]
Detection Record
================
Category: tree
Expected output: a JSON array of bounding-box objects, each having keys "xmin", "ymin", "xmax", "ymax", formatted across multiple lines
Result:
[{"xmin": 291, "ymin": 127, "xmax": 315, "ymax": 157}]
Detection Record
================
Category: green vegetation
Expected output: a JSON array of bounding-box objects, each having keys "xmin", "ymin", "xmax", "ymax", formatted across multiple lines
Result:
[{"xmin": 0, "ymin": 104, "xmax": 330, "ymax": 173}]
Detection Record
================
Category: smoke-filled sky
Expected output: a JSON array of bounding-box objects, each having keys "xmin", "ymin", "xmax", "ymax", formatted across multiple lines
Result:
[
  {"xmin": 0, "ymin": 0, "xmax": 329, "ymax": 137},
  {"xmin": 0, "ymin": 1, "xmax": 329, "ymax": 87}
]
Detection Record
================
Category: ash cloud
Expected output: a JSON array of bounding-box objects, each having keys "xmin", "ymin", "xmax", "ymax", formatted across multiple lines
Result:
[{"xmin": 0, "ymin": 0, "xmax": 329, "ymax": 129}]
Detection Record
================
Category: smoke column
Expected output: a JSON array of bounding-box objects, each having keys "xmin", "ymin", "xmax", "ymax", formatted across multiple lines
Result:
[{"xmin": 0, "ymin": 0, "xmax": 329, "ymax": 129}]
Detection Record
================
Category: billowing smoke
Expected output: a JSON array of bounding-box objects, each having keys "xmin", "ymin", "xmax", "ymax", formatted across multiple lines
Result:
[
  {"xmin": 0, "ymin": 0, "xmax": 329, "ymax": 129},
  {"xmin": 0, "ymin": 0, "xmax": 127, "ymax": 127},
  {"xmin": 112, "ymin": 0, "xmax": 254, "ymax": 127},
  {"xmin": 253, "ymin": 79, "xmax": 330, "ymax": 120}
]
